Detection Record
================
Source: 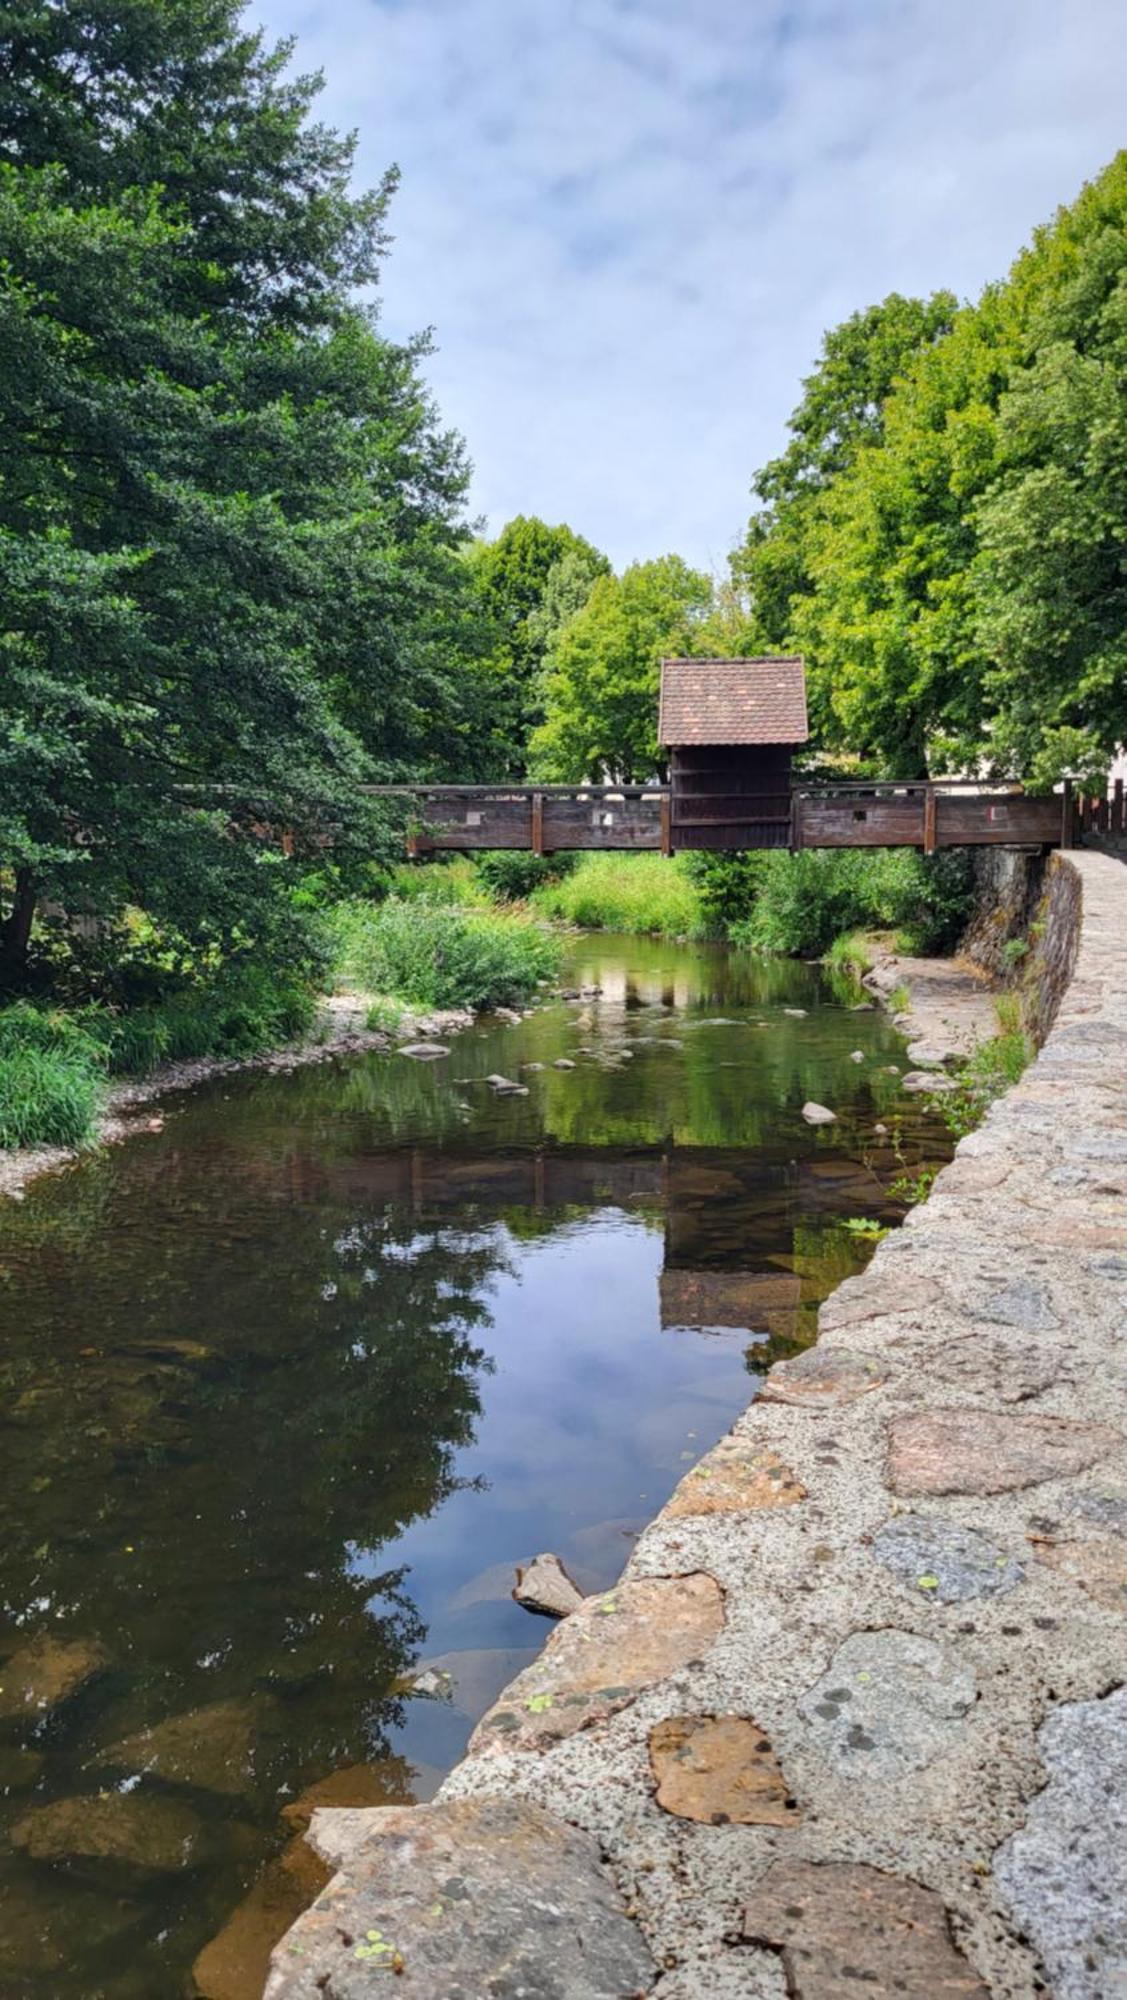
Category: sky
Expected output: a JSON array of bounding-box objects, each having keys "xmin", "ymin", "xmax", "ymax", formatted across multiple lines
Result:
[{"xmin": 255, "ymin": 0, "xmax": 1127, "ymax": 572}]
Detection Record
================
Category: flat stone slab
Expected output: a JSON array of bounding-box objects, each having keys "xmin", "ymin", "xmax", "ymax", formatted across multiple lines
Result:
[
  {"xmin": 798, "ymin": 1628, "xmax": 976, "ymax": 1778},
  {"xmin": 741, "ymin": 1859, "xmax": 990, "ymax": 1998},
  {"xmin": 470, "ymin": 1572, "xmax": 724, "ymax": 1753},
  {"xmin": 901, "ymin": 1069, "xmax": 958, "ymax": 1092},
  {"xmin": 994, "ymin": 1687, "xmax": 1127, "ymax": 2000},
  {"xmin": 760, "ymin": 1347, "xmax": 888, "ymax": 1409},
  {"xmin": 888, "ymin": 1408, "xmax": 1121, "ymax": 1496},
  {"xmin": 1036, "ymin": 1537, "xmax": 1127, "ymax": 1611},
  {"xmin": 819, "ymin": 1273, "xmax": 943, "ymax": 1331},
  {"xmin": 665, "ymin": 1437, "xmax": 806, "ymax": 1515},
  {"xmin": 871, "ymin": 1515, "xmax": 1024, "ymax": 1603},
  {"xmin": 649, "ymin": 1714, "xmax": 801, "ymax": 1826},
  {"xmin": 801, "ymin": 1101, "xmax": 836, "ymax": 1124},
  {"xmin": 263, "ymin": 1797, "xmax": 654, "ymax": 1999},
  {"xmin": 0, "ymin": 1635, "xmax": 109, "ymax": 1722},
  {"xmin": 397, "ymin": 1043, "xmax": 450, "ymax": 1061},
  {"xmin": 926, "ymin": 1334, "xmax": 1062, "ymax": 1404}
]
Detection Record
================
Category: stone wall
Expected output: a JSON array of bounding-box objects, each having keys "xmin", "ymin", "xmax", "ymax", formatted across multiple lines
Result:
[
  {"xmin": 267, "ymin": 851, "xmax": 1126, "ymax": 2000},
  {"xmin": 962, "ymin": 847, "xmax": 1084, "ymax": 1048}
]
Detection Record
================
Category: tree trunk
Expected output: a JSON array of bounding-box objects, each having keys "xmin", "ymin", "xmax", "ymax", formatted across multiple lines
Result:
[{"xmin": 0, "ymin": 868, "xmax": 37, "ymax": 992}]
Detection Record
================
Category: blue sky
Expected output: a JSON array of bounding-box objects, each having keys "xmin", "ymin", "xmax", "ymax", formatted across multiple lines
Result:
[{"xmin": 256, "ymin": 0, "xmax": 1126, "ymax": 571}]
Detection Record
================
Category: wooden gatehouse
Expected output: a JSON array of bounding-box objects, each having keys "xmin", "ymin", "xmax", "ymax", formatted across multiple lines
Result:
[{"xmin": 658, "ymin": 655, "xmax": 807, "ymax": 850}]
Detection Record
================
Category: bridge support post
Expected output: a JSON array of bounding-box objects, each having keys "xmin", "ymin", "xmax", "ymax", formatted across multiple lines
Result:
[
  {"xmin": 660, "ymin": 794, "xmax": 672, "ymax": 857},
  {"xmin": 923, "ymin": 785, "xmax": 937, "ymax": 855},
  {"xmin": 1061, "ymin": 779, "xmax": 1074, "ymax": 849},
  {"xmin": 531, "ymin": 792, "xmax": 544, "ymax": 857}
]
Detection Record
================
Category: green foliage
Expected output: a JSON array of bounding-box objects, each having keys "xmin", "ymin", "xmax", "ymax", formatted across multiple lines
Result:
[
  {"xmin": 682, "ymin": 850, "xmax": 769, "ymax": 935},
  {"xmin": 0, "ymin": 1004, "xmax": 104, "ymax": 1148},
  {"xmin": 824, "ymin": 930, "xmax": 875, "ymax": 976},
  {"xmin": 474, "ymin": 850, "xmax": 577, "ymax": 902},
  {"xmin": 531, "ymin": 555, "xmax": 712, "ymax": 781},
  {"xmin": 0, "ymin": 3, "xmax": 481, "ymax": 995},
  {"xmin": 935, "ymin": 1023, "xmax": 1032, "ymax": 1140},
  {"xmin": 466, "ymin": 517, "xmax": 610, "ymax": 775},
  {"xmin": 531, "ymin": 854, "xmax": 704, "ymax": 937},
  {"xmin": 730, "ymin": 849, "xmax": 972, "ymax": 958},
  {"xmin": 738, "ymin": 155, "xmax": 1127, "ymax": 779},
  {"xmin": 383, "ymin": 860, "xmax": 491, "ymax": 909},
  {"xmin": 332, "ymin": 899, "xmax": 562, "ymax": 1010},
  {"xmin": 86, "ymin": 968, "xmax": 317, "ymax": 1077}
]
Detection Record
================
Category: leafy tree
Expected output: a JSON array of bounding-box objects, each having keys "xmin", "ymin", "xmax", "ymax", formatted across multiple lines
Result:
[
  {"xmin": 0, "ymin": 2, "xmax": 476, "ymax": 990},
  {"xmin": 466, "ymin": 516, "xmax": 609, "ymax": 774},
  {"xmin": 530, "ymin": 555, "xmax": 712, "ymax": 782}
]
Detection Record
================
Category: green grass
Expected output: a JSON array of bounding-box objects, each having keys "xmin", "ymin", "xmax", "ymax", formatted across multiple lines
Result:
[
  {"xmin": 824, "ymin": 930, "xmax": 875, "ymax": 977},
  {"xmin": 382, "ymin": 858, "xmax": 492, "ymax": 909},
  {"xmin": 888, "ymin": 980, "xmax": 912, "ymax": 1015},
  {"xmin": 934, "ymin": 997, "xmax": 1034, "ymax": 1140},
  {"xmin": 331, "ymin": 897, "xmax": 562, "ymax": 1011},
  {"xmin": 729, "ymin": 848, "xmax": 973, "ymax": 957},
  {"xmin": 0, "ymin": 1005, "xmax": 105, "ymax": 1149},
  {"xmin": 87, "ymin": 969, "xmax": 317, "ymax": 1077},
  {"xmin": 531, "ymin": 853, "xmax": 704, "ymax": 937}
]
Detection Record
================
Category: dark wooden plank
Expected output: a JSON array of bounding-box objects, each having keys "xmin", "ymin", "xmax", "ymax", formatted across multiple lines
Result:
[{"xmin": 937, "ymin": 795, "xmax": 1060, "ymax": 844}]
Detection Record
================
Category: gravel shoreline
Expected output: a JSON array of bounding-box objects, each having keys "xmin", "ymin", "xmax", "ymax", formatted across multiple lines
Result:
[{"xmin": 0, "ymin": 992, "xmax": 473, "ymax": 1206}]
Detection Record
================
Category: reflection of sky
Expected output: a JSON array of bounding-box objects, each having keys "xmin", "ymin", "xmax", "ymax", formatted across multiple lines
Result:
[{"xmin": 354, "ymin": 1212, "xmax": 751, "ymax": 1646}]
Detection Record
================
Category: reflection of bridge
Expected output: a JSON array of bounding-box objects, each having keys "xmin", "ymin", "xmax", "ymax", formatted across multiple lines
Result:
[
  {"xmin": 363, "ymin": 778, "xmax": 1099, "ymax": 856},
  {"xmin": 292, "ymin": 1141, "xmax": 898, "ymax": 1345}
]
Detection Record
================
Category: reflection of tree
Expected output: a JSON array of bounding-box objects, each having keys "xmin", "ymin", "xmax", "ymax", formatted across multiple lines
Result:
[{"xmin": 0, "ymin": 1171, "xmax": 505, "ymax": 1891}]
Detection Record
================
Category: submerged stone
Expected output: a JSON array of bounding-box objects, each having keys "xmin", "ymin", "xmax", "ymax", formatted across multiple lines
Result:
[
  {"xmin": 193, "ymin": 1836, "xmax": 330, "ymax": 2000},
  {"xmin": 872, "ymin": 1514, "xmax": 1024, "ymax": 1603},
  {"xmin": 471, "ymin": 1572, "xmax": 724, "ymax": 1753},
  {"xmin": 96, "ymin": 1696, "xmax": 274, "ymax": 1799},
  {"xmin": 649, "ymin": 1714, "xmax": 801, "ymax": 1826},
  {"xmin": 665, "ymin": 1437, "xmax": 806, "ymax": 1515},
  {"xmin": 994, "ymin": 1687, "xmax": 1127, "ymax": 2000},
  {"xmin": 12, "ymin": 1792, "xmax": 220, "ymax": 1877},
  {"xmin": 888, "ymin": 1408, "xmax": 1121, "ymax": 1496},
  {"xmin": 0, "ymin": 1635, "xmax": 109, "ymax": 1723},
  {"xmin": 397, "ymin": 1044, "xmax": 450, "ymax": 1061},
  {"xmin": 798, "ymin": 1628, "xmax": 976, "ymax": 1778},
  {"xmin": 281, "ymin": 1760, "xmax": 417, "ymax": 1836},
  {"xmin": 263, "ymin": 1797, "xmax": 654, "ymax": 2000},
  {"xmin": 742, "ymin": 1859, "xmax": 990, "ymax": 1999}
]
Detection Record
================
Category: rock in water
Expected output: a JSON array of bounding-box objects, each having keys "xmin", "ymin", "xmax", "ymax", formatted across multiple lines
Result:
[
  {"xmin": 552, "ymin": 1057, "xmax": 576, "ymax": 1070},
  {"xmin": 513, "ymin": 1553, "xmax": 585, "ymax": 1619},
  {"xmin": 0, "ymin": 1635, "xmax": 109, "ymax": 1722},
  {"xmin": 398, "ymin": 1043, "xmax": 450, "ymax": 1061},
  {"xmin": 193, "ymin": 1836, "xmax": 330, "ymax": 2000},
  {"xmin": 802, "ymin": 1102, "xmax": 837, "ymax": 1125},
  {"xmin": 12, "ymin": 1793, "xmax": 220, "ymax": 1877},
  {"xmin": 95, "ymin": 1696, "xmax": 272, "ymax": 1799}
]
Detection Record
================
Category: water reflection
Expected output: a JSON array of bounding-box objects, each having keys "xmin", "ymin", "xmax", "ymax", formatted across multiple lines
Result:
[{"xmin": 0, "ymin": 935, "xmax": 946, "ymax": 1999}]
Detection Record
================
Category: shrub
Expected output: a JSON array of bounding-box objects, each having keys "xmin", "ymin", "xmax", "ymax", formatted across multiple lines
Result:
[
  {"xmin": 334, "ymin": 899, "xmax": 562, "ymax": 1010},
  {"xmin": 475, "ymin": 850, "xmax": 577, "ymax": 902},
  {"xmin": 824, "ymin": 931, "xmax": 874, "ymax": 977},
  {"xmin": 730, "ymin": 848, "xmax": 973, "ymax": 957},
  {"xmin": 383, "ymin": 859, "xmax": 491, "ymax": 908},
  {"xmin": 0, "ymin": 1005, "xmax": 105, "ymax": 1149},
  {"xmin": 87, "ymin": 969, "xmax": 317, "ymax": 1077},
  {"xmin": 681, "ymin": 851, "xmax": 768, "ymax": 934},
  {"xmin": 532, "ymin": 853, "xmax": 703, "ymax": 936}
]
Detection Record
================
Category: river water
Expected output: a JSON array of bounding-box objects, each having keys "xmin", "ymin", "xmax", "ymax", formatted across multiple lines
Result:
[{"xmin": 0, "ymin": 934, "xmax": 947, "ymax": 1999}]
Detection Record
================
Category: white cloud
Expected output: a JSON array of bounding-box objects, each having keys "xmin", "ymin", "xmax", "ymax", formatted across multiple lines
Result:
[{"xmin": 254, "ymin": 0, "xmax": 1127, "ymax": 569}]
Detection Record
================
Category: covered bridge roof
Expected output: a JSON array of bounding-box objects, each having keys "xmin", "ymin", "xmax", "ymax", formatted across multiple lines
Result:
[{"xmin": 658, "ymin": 656, "xmax": 808, "ymax": 747}]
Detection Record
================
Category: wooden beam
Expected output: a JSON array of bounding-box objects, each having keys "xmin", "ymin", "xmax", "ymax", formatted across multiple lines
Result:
[
  {"xmin": 531, "ymin": 791, "xmax": 544, "ymax": 856},
  {"xmin": 1060, "ymin": 778, "xmax": 1074, "ymax": 850},
  {"xmin": 1114, "ymin": 778, "xmax": 1124, "ymax": 840},
  {"xmin": 922, "ymin": 785, "xmax": 937, "ymax": 855},
  {"xmin": 660, "ymin": 792, "xmax": 672, "ymax": 857}
]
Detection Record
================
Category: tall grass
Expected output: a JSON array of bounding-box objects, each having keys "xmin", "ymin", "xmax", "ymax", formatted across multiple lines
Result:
[
  {"xmin": 86, "ymin": 968, "xmax": 317, "ymax": 1077},
  {"xmin": 0, "ymin": 1005, "xmax": 105, "ymax": 1149},
  {"xmin": 531, "ymin": 853, "xmax": 704, "ymax": 937},
  {"xmin": 935, "ymin": 995, "xmax": 1034, "ymax": 1140},
  {"xmin": 331, "ymin": 898, "xmax": 562, "ymax": 1011},
  {"xmin": 730, "ymin": 848, "xmax": 973, "ymax": 958}
]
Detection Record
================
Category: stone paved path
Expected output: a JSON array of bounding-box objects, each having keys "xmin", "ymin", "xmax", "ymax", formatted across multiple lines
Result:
[{"xmin": 267, "ymin": 851, "xmax": 1126, "ymax": 2000}]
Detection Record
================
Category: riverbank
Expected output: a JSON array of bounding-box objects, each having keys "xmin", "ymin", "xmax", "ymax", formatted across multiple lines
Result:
[
  {"xmin": 0, "ymin": 994, "xmax": 473, "ymax": 1206},
  {"xmin": 267, "ymin": 847, "xmax": 1127, "ymax": 2000}
]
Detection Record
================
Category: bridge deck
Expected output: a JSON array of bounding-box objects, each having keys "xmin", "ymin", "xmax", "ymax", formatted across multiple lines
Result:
[{"xmin": 362, "ymin": 779, "xmax": 1108, "ymax": 854}]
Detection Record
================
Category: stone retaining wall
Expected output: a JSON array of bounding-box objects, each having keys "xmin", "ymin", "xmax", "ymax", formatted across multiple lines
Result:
[{"xmin": 267, "ymin": 850, "xmax": 1126, "ymax": 2000}]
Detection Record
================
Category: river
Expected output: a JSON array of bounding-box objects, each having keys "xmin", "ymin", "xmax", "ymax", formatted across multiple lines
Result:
[{"xmin": 0, "ymin": 933, "xmax": 947, "ymax": 1999}]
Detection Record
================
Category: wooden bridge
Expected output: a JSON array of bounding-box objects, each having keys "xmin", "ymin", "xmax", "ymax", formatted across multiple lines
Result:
[
  {"xmin": 363, "ymin": 659, "xmax": 1117, "ymax": 857},
  {"xmin": 365, "ymin": 776, "xmax": 1096, "ymax": 857}
]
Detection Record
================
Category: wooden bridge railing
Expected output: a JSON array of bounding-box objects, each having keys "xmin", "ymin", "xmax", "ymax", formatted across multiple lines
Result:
[{"xmin": 361, "ymin": 777, "xmax": 1112, "ymax": 854}]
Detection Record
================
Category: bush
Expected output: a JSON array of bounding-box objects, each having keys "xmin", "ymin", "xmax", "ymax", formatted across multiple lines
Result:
[
  {"xmin": 531, "ymin": 853, "xmax": 703, "ymax": 936},
  {"xmin": 681, "ymin": 851, "xmax": 768, "ymax": 935},
  {"xmin": 0, "ymin": 1005, "xmax": 105, "ymax": 1149},
  {"xmin": 475, "ymin": 850, "xmax": 577, "ymax": 902},
  {"xmin": 333, "ymin": 899, "xmax": 562, "ymax": 1010},
  {"xmin": 730, "ymin": 848, "xmax": 973, "ymax": 957},
  {"xmin": 382, "ymin": 859, "xmax": 491, "ymax": 908},
  {"xmin": 86, "ymin": 968, "xmax": 317, "ymax": 1077}
]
